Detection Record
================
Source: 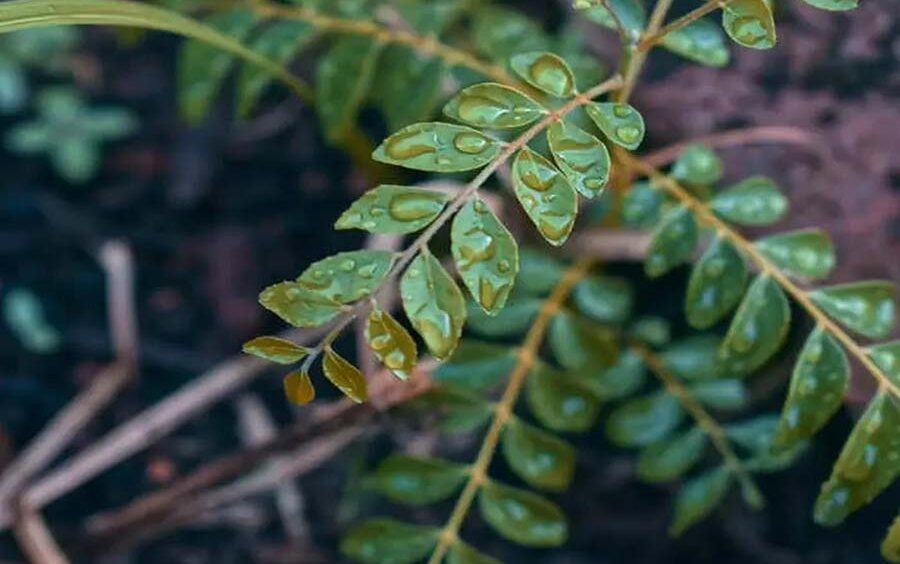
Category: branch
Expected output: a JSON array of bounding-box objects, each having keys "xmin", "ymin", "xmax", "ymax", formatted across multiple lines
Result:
[
  {"xmin": 636, "ymin": 0, "xmax": 730, "ymax": 53},
  {"xmin": 12, "ymin": 503, "xmax": 70, "ymax": 564}
]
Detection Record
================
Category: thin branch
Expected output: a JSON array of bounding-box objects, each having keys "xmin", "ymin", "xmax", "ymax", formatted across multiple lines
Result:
[
  {"xmin": 12, "ymin": 503, "xmax": 70, "ymax": 564},
  {"xmin": 637, "ymin": 0, "xmax": 730, "ymax": 52},
  {"xmin": 617, "ymin": 0, "xmax": 675, "ymax": 102}
]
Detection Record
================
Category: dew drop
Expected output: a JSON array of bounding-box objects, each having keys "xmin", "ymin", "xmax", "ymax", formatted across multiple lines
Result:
[
  {"xmin": 497, "ymin": 259, "xmax": 511, "ymax": 273},
  {"xmin": 453, "ymin": 132, "xmax": 490, "ymax": 154},
  {"xmin": 385, "ymin": 127, "xmax": 437, "ymax": 160},
  {"xmin": 458, "ymin": 93, "xmax": 513, "ymax": 126},
  {"xmin": 616, "ymin": 126, "xmax": 641, "ymax": 145},
  {"xmin": 388, "ymin": 193, "xmax": 444, "ymax": 221},
  {"xmin": 537, "ymin": 213, "xmax": 574, "ymax": 242},
  {"xmin": 527, "ymin": 54, "xmax": 573, "ymax": 96},
  {"xmin": 612, "ymin": 105, "xmax": 632, "ymax": 118},
  {"xmin": 357, "ymin": 263, "xmax": 378, "ymax": 278},
  {"xmin": 728, "ymin": 16, "xmax": 767, "ymax": 46}
]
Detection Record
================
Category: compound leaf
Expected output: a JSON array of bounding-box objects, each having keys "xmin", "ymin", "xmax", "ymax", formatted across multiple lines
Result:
[
  {"xmin": 297, "ymin": 250, "xmax": 394, "ymax": 304},
  {"xmin": 242, "ymin": 335, "xmax": 308, "ymax": 364},
  {"xmin": 443, "ymin": 82, "xmax": 545, "ymax": 129},
  {"xmin": 259, "ymin": 281, "xmax": 342, "ymax": 327},
  {"xmin": 585, "ymin": 101, "xmax": 645, "ymax": 149},
  {"xmin": 341, "ymin": 518, "xmax": 438, "ymax": 564},
  {"xmin": 401, "ymin": 251, "xmax": 466, "ymax": 359},
  {"xmin": 316, "ymin": 35, "xmax": 382, "ymax": 141},
  {"xmin": 323, "ymin": 347, "xmax": 367, "ymax": 403}
]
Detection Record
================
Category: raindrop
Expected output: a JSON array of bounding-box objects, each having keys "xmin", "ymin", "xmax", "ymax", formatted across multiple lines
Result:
[{"xmin": 453, "ymin": 132, "xmax": 490, "ymax": 154}]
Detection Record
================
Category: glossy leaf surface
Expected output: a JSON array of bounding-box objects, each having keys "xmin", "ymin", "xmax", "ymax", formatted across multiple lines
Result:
[
  {"xmin": 242, "ymin": 336, "xmax": 308, "ymax": 364},
  {"xmin": 466, "ymin": 297, "xmax": 541, "ymax": 337},
  {"xmin": 341, "ymin": 518, "xmax": 438, "ymax": 564},
  {"xmin": 869, "ymin": 341, "xmax": 900, "ymax": 386},
  {"xmin": 371, "ymin": 454, "xmax": 467, "ymax": 505},
  {"xmin": 259, "ymin": 281, "xmax": 342, "ymax": 327},
  {"xmin": 572, "ymin": 275, "xmax": 633, "ymax": 323},
  {"xmin": 401, "ymin": 251, "xmax": 466, "ymax": 359},
  {"xmin": 512, "ymin": 148, "xmax": 578, "ymax": 246},
  {"xmin": 298, "ymin": 250, "xmax": 394, "ymax": 304},
  {"xmin": 755, "ymin": 228, "xmax": 836, "ymax": 280},
  {"xmin": 661, "ymin": 336, "xmax": 722, "ymax": 382},
  {"xmin": 671, "ymin": 143, "xmax": 724, "ymax": 186},
  {"xmin": 366, "ymin": 309, "xmax": 417, "ymax": 380},
  {"xmin": 373, "ymin": 46, "xmax": 444, "ymax": 131},
  {"xmin": 373, "ymin": 122, "xmax": 500, "ymax": 172},
  {"xmin": 527, "ymin": 363, "xmax": 601, "ymax": 432},
  {"xmin": 502, "ymin": 418, "xmax": 576, "ymax": 491},
  {"xmin": 719, "ymin": 275, "xmax": 791, "ymax": 376},
  {"xmin": 549, "ymin": 311, "xmax": 618, "ymax": 371},
  {"xmin": 478, "ymin": 481, "xmax": 568, "ymax": 546},
  {"xmin": 585, "ymin": 349, "xmax": 647, "ymax": 400},
  {"xmin": 621, "ymin": 181, "xmax": 663, "ymax": 227},
  {"xmin": 336, "ymin": 185, "xmax": 449, "ymax": 234},
  {"xmin": 606, "ymin": 391, "xmax": 683, "ymax": 447},
  {"xmin": 721, "ymin": 0, "xmax": 776, "ymax": 50},
  {"xmin": 661, "ymin": 19, "xmax": 729, "ymax": 67},
  {"xmin": 645, "ymin": 205, "xmax": 698, "ymax": 278},
  {"xmin": 685, "ymin": 237, "xmax": 747, "ymax": 328},
  {"xmin": 510, "ymin": 51, "xmax": 576, "ymax": 97},
  {"xmin": 546, "ymin": 119, "xmax": 611, "ymax": 198},
  {"xmin": 443, "ymin": 82, "xmax": 544, "ymax": 129},
  {"xmin": 283, "ymin": 369, "xmax": 315, "ymax": 405},
  {"xmin": 323, "ymin": 348, "xmax": 367, "ymax": 403},
  {"xmin": 517, "ymin": 248, "xmax": 564, "ymax": 294},
  {"xmin": 585, "ymin": 101, "xmax": 645, "ymax": 149},
  {"xmin": 433, "ymin": 340, "xmax": 515, "ymax": 389},
  {"xmin": 809, "ymin": 281, "xmax": 895, "ymax": 339},
  {"xmin": 710, "ymin": 176, "xmax": 787, "ymax": 226}
]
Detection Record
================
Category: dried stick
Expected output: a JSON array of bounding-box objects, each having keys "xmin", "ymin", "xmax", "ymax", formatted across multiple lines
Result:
[{"xmin": 12, "ymin": 503, "xmax": 70, "ymax": 564}]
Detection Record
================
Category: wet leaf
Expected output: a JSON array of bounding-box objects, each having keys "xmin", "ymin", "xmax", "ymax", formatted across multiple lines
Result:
[
  {"xmin": 478, "ymin": 481, "xmax": 568, "ymax": 547},
  {"xmin": 721, "ymin": 0, "xmax": 776, "ymax": 50},
  {"xmin": 670, "ymin": 467, "xmax": 732, "ymax": 536},
  {"xmin": 814, "ymin": 391, "xmax": 900, "ymax": 526},
  {"xmin": 690, "ymin": 379, "xmax": 747, "ymax": 410},
  {"xmin": 373, "ymin": 122, "xmax": 500, "ymax": 172},
  {"xmin": 517, "ymin": 248, "xmax": 564, "ymax": 294},
  {"xmin": 502, "ymin": 418, "xmax": 576, "ymax": 491},
  {"xmin": 417, "ymin": 386, "xmax": 493, "ymax": 433},
  {"xmin": 801, "ymin": 0, "xmax": 857, "ymax": 10},
  {"xmin": 755, "ymin": 228, "xmax": 836, "ymax": 280},
  {"xmin": 584, "ymin": 349, "xmax": 647, "ymax": 400},
  {"xmin": 579, "ymin": 0, "xmax": 647, "ymax": 38},
  {"xmin": 433, "ymin": 340, "xmax": 515, "ymax": 389},
  {"xmin": 661, "ymin": 19, "xmax": 729, "ymax": 67},
  {"xmin": 242, "ymin": 336, "xmax": 308, "ymax": 364},
  {"xmin": 336, "ymin": 185, "xmax": 449, "ymax": 234},
  {"xmin": 685, "ymin": 237, "xmax": 747, "ymax": 328},
  {"xmin": 373, "ymin": 46, "xmax": 444, "ymax": 131},
  {"xmin": 548, "ymin": 311, "xmax": 619, "ymax": 371},
  {"xmin": 340, "ymin": 518, "xmax": 438, "ymax": 564},
  {"xmin": 719, "ymin": 274, "xmax": 791, "ymax": 376},
  {"xmin": 572, "ymin": 275, "xmax": 633, "ymax": 323},
  {"xmin": 510, "ymin": 51, "xmax": 576, "ymax": 97},
  {"xmin": 297, "ymin": 250, "xmax": 394, "ymax": 304},
  {"xmin": 809, "ymin": 281, "xmax": 895, "ymax": 339},
  {"xmin": 772, "ymin": 326, "xmax": 848, "ymax": 452},
  {"xmin": 585, "ymin": 101, "xmax": 645, "ymax": 149},
  {"xmin": 466, "ymin": 297, "xmax": 542, "ymax": 337},
  {"xmin": 547, "ymin": 119, "xmax": 611, "ymax": 198},
  {"xmin": 671, "ymin": 143, "xmax": 724, "ymax": 187},
  {"xmin": 448, "ymin": 541, "xmax": 501, "ymax": 564},
  {"xmin": 869, "ymin": 341, "xmax": 900, "ymax": 386},
  {"xmin": 607, "ymin": 391, "xmax": 683, "ymax": 447},
  {"xmin": 443, "ymin": 82, "xmax": 545, "ymax": 129},
  {"xmin": 401, "ymin": 251, "xmax": 467, "ymax": 359},
  {"xmin": 621, "ymin": 181, "xmax": 663, "ymax": 227},
  {"xmin": 630, "ymin": 316, "xmax": 672, "ymax": 347},
  {"xmin": 661, "ymin": 336, "xmax": 722, "ymax": 382},
  {"xmin": 710, "ymin": 176, "xmax": 787, "ymax": 226},
  {"xmin": 365, "ymin": 309, "xmax": 417, "ymax": 380},
  {"xmin": 645, "ymin": 205, "xmax": 698, "ymax": 278},
  {"xmin": 259, "ymin": 281, "xmax": 343, "ymax": 327},
  {"xmin": 316, "ymin": 35, "xmax": 382, "ymax": 141},
  {"xmin": 451, "ymin": 198, "xmax": 519, "ymax": 314},
  {"xmin": 283, "ymin": 369, "xmax": 315, "ymax": 404},
  {"xmin": 371, "ymin": 454, "xmax": 467, "ymax": 505},
  {"xmin": 512, "ymin": 148, "xmax": 579, "ymax": 246},
  {"xmin": 237, "ymin": 20, "xmax": 313, "ymax": 117},
  {"xmin": 527, "ymin": 363, "xmax": 601, "ymax": 432},
  {"xmin": 323, "ymin": 347, "xmax": 367, "ymax": 403},
  {"xmin": 638, "ymin": 428, "xmax": 707, "ymax": 482},
  {"xmin": 883, "ymin": 515, "xmax": 900, "ymax": 563}
]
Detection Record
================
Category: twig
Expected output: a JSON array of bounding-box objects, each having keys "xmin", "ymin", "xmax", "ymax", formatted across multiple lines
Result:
[
  {"xmin": 570, "ymin": 227, "xmax": 652, "ymax": 261},
  {"xmin": 12, "ymin": 502, "xmax": 70, "ymax": 564}
]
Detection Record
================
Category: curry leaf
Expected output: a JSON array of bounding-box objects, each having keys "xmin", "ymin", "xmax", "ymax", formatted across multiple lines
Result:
[
  {"xmin": 401, "ymin": 250, "xmax": 466, "ymax": 359},
  {"xmin": 527, "ymin": 363, "xmax": 601, "ymax": 432},
  {"xmin": 373, "ymin": 122, "xmax": 501, "ymax": 172},
  {"xmin": 671, "ymin": 143, "xmax": 724, "ymax": 187},
  {"xmin": 512, "ymin": 147, "xmax": 579, "ymax": 246},
  {"xmin": 548, "ymin": 311, "xmax": 618, "ymax": 371},
  {"xmin": 365, "ymin": 309, "xmax": 418, "ymax": 380},
  {"xmin": 335, "ymin": 185, "xmax": 449, "ymax": 234},
  {"xmin": 622, "ymin": 181, "xmax": 663, "ymax": 227},
  {"xmin": 443, "ymin": 82, "xmax": 545, "ymax": 129},
  {"xmin": 719, "ymin": 274, "xmax": 791, "ymax": 376},
  {"xmin": 584, "ymin": 349, "xmax": 647, "ymax": 400},
  {"xmin": 579, "ymin": 0, "xmax": 647, "ymax": 38},
  {"xmin": 242, "ymin": 335, "xmax": 309, "ymax": 364},
  {"xmin": 572, "ymin": 275, "xmax": 633, "ymax": 323},
  {"xmin": 433, "ymin": 340, "xmax": 515, "ymax": 390},
  {"xmin": 371, "ymin": 454, "xmax": 467, "ymax": 505},
  {"xmin": 283, "ymin": 369, "xmax": 315, "ymax": 405},
  {"xmin": 869, "ymin": 341, "xmax": 900, "ymax": 386},
  {"xmin": 809, "ymin": 281, "xmax": 895, "ymax": 339},
  {"xmin": 645, "ymin": 205, "xmax": 699, "ymax": 278},
  {"xmin": 323, "ymin": 347, "xmax": 367, "ymax": 403},
  {"xmin": 661, "ymin": 336, "xmax": 723, "ymax": 382},
  {"xmin": 341, "ymin": 518, "xmax": 439, "ymax": 564},
  {"xmin": 607, "ymin": 391, "xmax": 683, "ymax": 447},
  {"xmin": 510, "ymin": 51, "xmax": 576, "ymax": 97},
  {"xmin": 298, "ymin": 250, "xmax": 394, "ymax": 304},
  {"xmin": 478, "ymin": 481, "xmax": 568, "ymax": 547},
  {"xmin": 517, "ymin": 247, "xmax": 565, "ymax": 294},
  {"xmin": 258, "ymin": 281, "xmax": 343, "ymax": 328},
  {"xmin": 448, "ymin": 541, "xmax": 501, "ymax": 564},
  {"xmin": 546, "ymin": 119, "xmax": 611, "ymax": 198},
  {"xmin": 710, "ymin": 176, "xmax": 787, "ymax": 226},
  {"xmin": 670, "ymin": 467, "xmax": 732, "ymax": 536},
  {"xmin": 661, "ymin": 19, "xmax": 729, "ymax": 67},
  {"xmin": 373, "ymin": 46, "xmax": 444, "ymax": 131},
  {"xmin": 316, "ymin": 35, "xmax": 383, "ymax": 142},
  {"xmin": 801, "ymin": 0, "xmax": 857, "ymax": 10},
  {"xmin": 466, "ymin": 297, "xmax": 542, "ymax": 337},
  {"xmin": 721, "ymin": 0, "xmax": 776, "ymax": 50},
  {"xmin": 690, "ymin": 379, "xmax": 747, "ymax": 410},
  {"xmin": 585, "ymin": 101, "xmax": 646, "ymax": 149},
  {"xmin": 883, "ymin": 515, "xmax": 900, "ymax": 564},
  {"xmin": 755, "ymin": 228, "xmax": 836, "ymax": 280},
  {"xmin": 638, "ymin": 428, "xmax": 707, "ymax": 482},
  {"xmin": 502, "ymin": 417, "xmax": 576, "ymax": 491},
  {"xmin": 685, "ymin": 236, "xmax": 747, "ymax": 328}
]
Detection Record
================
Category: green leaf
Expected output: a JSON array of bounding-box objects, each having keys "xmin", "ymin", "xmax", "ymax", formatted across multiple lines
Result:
[
  {"xmin": 371, "ymin": 454, "xmax": 467, "ymax": 505},
  {"xmin": 373, "ymin": 46, "xmax": 445, "ymax": 131},
  {"xmin": 801, "ymin": 0, "xmax": 857, "ymax": 10},
  {"xmin": 502, "ymin": 418, "xmax": 576, "ymax": 491},
  {"xmin": 527, "ymin": 363, "xmax": 601, "ymax": 432},
  {"xmin": 401, "ymin": 251, "xmax": 467, "ymax": 359},
  {"xmin": 258, "ymin": 281, "xmax": 342, "ymax": 327},
  {"xmin": 671, "ymin": 143, "xmax": 724, "ymax": 186},
  {"xmin": 725, "ymin": 414, "xmax": 780, "ymax": 453},
  {"xmin": 433, "ymin": 340, "xmax": 515, "ymax": 389},
  {"xmin": 584, "ymin": 349, "xmax": 647, "ymax": 400},
  {"xmin": 447, "ymin": 541, "xmax": 501, "ymax": 564},
  {"xmin": 670, "ymin": 467, "xmax": 732, "ymax": 536},
  {"xmin": 755, "ymin": 228, "xmax": 835, "ymax": 280},
  {"xmin": 771, "ymin": 326, "xmax": 848, "ymax": 452},
  {"xmin": 242, "ymin": 335, "xmax": 309, "ymax": 364},
  {"xmin": 869, "ymin": 341, "xmax": 900, "ymax": 386},
  {"xmin": 661, "ymin": 336, "xmax": 722, "ymax": 382},
  {"xmin": 883, "ymin": 515, "xmax": 900, "ymax": 564},
  {"xmin": 809, "ymin": 281, "xmax": 895, "ymax": 339},
  {"xmin": 443, "ymin": 82, "xmax": 545, "ymax": 129},
  {"xmin": 710, "ymin": 176, "xmax": 787, "ymax": 226},
  {"xmin": 298, "ymin": 250, "xmax": 395, "ymax": 304},
  {"xmin": 322, "ymin": 347, "xmax": 367, "ymax": 403},
  {"xmin": 478, "ymin": 481, "xmax": 568, "ymax": 547},
  {"xmin": 814, "ymin": 391, "xmax": 900, "ymax": 526},
  {"xmin": 512, "ymin": 148, "xmax": 579, "ymax": 246},
  {"xmin": 719, "ymin": 274, "xmax": 791, "ymax": 376},
  {"xmin": 607, "ymin": 391, "xmax": 683, "ymax": 447},
  {"xmin": 579, "ymin": 0, "xmax": 647, "ymax": 38},
  {"xmin": 466, "ymin": 297, "xmax": 542, "ymax": 337},
  {"xmin": 621, "ymin": 181, "xmax": 663, "ymax": 227},
  {"xmin": 517, "ymin": 248, "xmax": 564, "ymax": 294},
  {"xmin": 661, "ymin": 19, "xmax": 729, "ymax": 67},
  {"xmin": 721, "ymin": 0, "xmax": 776, "ymax": 50},
  {"xmin": 394, "ymin": 0, "xmax": 465, "ymax": 34},
  {"xmin": 685, "ymin": 236, "xmax": 747, "ymax": 328},
  {"xmin": 283, "ymin": 369, "xmax": 315, "ymax": 404},
  {"xmin": 645, "ymin": 205, "xmax": 698, "ymax": 277},
  {"xmin": 316, "ymin": 35, "xmax": 382, "ymax": 142},
  {"xmin": 237, "ymin": 20, "xmax": 314, "ymax": 118},
  {"xmin": 472, "ymin": 5, "xmax": 549, "ymax": 62},
  {"xmin": 335, "ymin": 185, "xmax": 449, "ymax": 234},
  {"xmin": 638, "ymin": 428, "xmax": 707, "ymax": 482},
  {"xmin": 366, "ymin": 309, "xmax": 418, "ymax": 380},
  {"xmin": 689, "ymin": 379, "xmax": 747, "ymax": 410},
  {"xmin": 546, "ymin": 119, "xmax": 611, "ymax": 198},
  {"xmin": 572, "ymin": 275, "xmax": 633, "ymax": 323},
  {"xmin": 451, "ymin": 198, "xmax": 519, "ymax": 315},
  {"xmin": 417, "ymin": 386, "xmax": 493, "ymax": 433},
  {"xmin": 510, "ymin": 51, "xmax": 576, "ymax": 98},
  {"xmin": 373, "ymin": 122, "xmax": 501, "ymax": 172},
  {"xmin": 585, "ymin": 101, "xmax": 645, "ymax": 149},
  {"xmin": 629, "ymin": 316, "xmax": 672, "ymax": 347},
  {"xmin": 548, "ymin": 311, "xmax": 619, "ymax": 371},
  {"xmin": 341, "ymin": 518, "xmax": 439, "ymax": 564}
]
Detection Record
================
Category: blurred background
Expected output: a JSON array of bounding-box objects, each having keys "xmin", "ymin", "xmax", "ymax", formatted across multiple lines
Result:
[{"xmin": 0, "ymin": 0, "xmax": 897, "ymax": 562}]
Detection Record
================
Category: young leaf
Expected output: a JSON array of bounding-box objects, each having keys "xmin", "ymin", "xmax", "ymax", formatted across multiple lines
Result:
[
  {"xmin": 365, "ymin": 309, "xmax": 418, "ymax": 380},
  {"xmin": 546, "ymin": 119, "xmax": 611, "ymax": 198},
  {"xmin": 719, "ymin": 274, "xmax": 791, "ymax": 376},
  {"xmin": 466, "ymin": 297, "xmax": 542, "ymax": 337},
  {"xmin": 883, "ymin": 515, "xmax": 900, "ymax": 564},
  {"xmin": 710, "ymin": 176, "xmax": 787, "ymax": 226},
  {"xmin": 510, "ymin": 51, "xmax": 576, "ymax": 97},
  {"xmin": 572, "ymin": 275, "xmax": 633, "ymax": 323},
  {"xmin": 373, "ymin": 46, "xmax": 445, "ymax": 131},
  {"xmin": 371, "ymin": 454, "xmax": 467, "ymax": 505},
  {"xmin": 443, "ymin": 82, "xmax": 545, "ymax": 129},
  {"xmin": 315, "ymin": 35, "xmax": 382, "ymax": 142},
  {"xmin": 517, "ymin": 248, "xmax": 564, "ymax": 294},
  {"xmin": 373, "ymin": 122, "xmax": 501, "ymax": 172},
  {"xmin": 584, "ymin": 349, "xmax": 647, "ymax": 400},
  {"xmin": 478, "ymin": 481, "xmax": 568, "ymax": 546},
  {"xmin": 400, "ymin": 251, "xmax": 466, "ymax": 359},
  {"xmin": 814, "ymin": 391, "xmax": 900, "ymax": 526},
  {"xmin": 621, "ymin": 181, "xmax": 663, "ymax": 227},
  {"xmin": 755, "ymin": 228, "xmax": 836, "ymax": 280},
  {"xmin": 512, "ymin": 148, "xmax": 579, "ymax": 246},
  {"xmin": 283, "ymin": 369, "xmax": 315, "ymax": 405},
  {"xmin": 549, "ymin": 311, "xmax": 618, "ymax": 371},
  {"xmin": 585, "ymin": 102, "xmax": 646, "ymax": 149},
  {"xmin": 341, "ymin": 518, "xmax": 439, "ymax": 564},
  {"xmin": 869, "ymin": 341, "xmax": 900, "ymax": 385},
  {"xmin": 451, "ymin": 198, "xmax": 519, "ymax": 315},
  {"xmin": 242, "ymin": 336, "xmax": 308, "ymax": 364},
  {"xmin": 638, "ymin": 428, "xmax": 707, "ymax": 482},
  {"xmin": 720, "ymin": 0, "xmax": 776, "ymax": 50},
  {"xmin": 671, "ymin": 143, "xmax": 724, "ymax": 187},
  {"xmin": 689, "ymin": 379, "xmax": 747, "ymax": 410},
  {"xmin": 298, "ymin": 250, "xmax": 394, "ymax": 304},
  {"xmin": 809, "ymin": 281, "xmax": 895, "ymax": 339},
  {"xmin": 323, "ymin": 347, "xmax": 367, "ymax": 403},
  {"xmin": 801, "ymin": 0, "xmax": 857, "ymax": 10},
  {"xmin": 335, "ymin": 185, "xmax": 449, "ymax": 234},
  {"xmin": 685, "ymin": 236, "xmax": 747, "ymax": 328},
  {"xmin": 661, "ymin": 336, "xmax": 722, "ymax": 382},
  {"xmin": 670, "ymin": 467, "xmax": 733, "ymax": 536},
  {"xmin": 645, "ymin": 205, "xmax": 699, "ymax": 278},
  {"xmin": 660, "ymin": 19, "xmax": 729, "ymax": 67},
  {"xmin": 502, "ymin": 418, "xmax": 576, "ymax": 491},
  {"xmin": 448, "ymin": 541, "xmax": 501, "ymax": 564},
  {"xmin": 606, "ymin": 391, "xmax": 684, "ymax": 447},
  {"xmin": 527, "ymin": 363, "xmax": 601, "ymax": 432},
  {"xmin": 771, "ymin": 326, "xmax": 849, "ymax": 452},
  {"xmin": 258, "ymin": 281, "xmax": 342, "ymax": 327},
  {"xmin": 433, "ymin": 340, "xmax": 515, "ymax": 389}
]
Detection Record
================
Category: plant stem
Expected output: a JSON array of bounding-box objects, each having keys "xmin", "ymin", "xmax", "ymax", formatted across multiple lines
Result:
[
  {"xmin": 636, "ymin": 0, "xmax": 731, "ymax": 52},
  {"xmin": 616, "ymin": 0, "xmax": 674, "ymax": 102},
  {"xmin": 622, "ymin": 153, "xmax": 900, "ymax": 400},
  {"xmin": 426, "ymin": 259, "xmax": 595, "ymax": 564}
]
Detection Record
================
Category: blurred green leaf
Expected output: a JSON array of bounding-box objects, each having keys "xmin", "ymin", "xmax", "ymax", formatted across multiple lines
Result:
[
  {"xmin": 373, "ymin": 46, "xmax": 444, "ymax": 131},
  {"xmin": 607, "ymin": 391, "xmax": 683, "ymax": 447},
  {"xmin": 670, "ymin": 467, "xmax": 732, "ymax": 536},
  {"xmin": 755, "ymin": 229, "xmax": 836, "ymax": 280},
  {"xmin": 645, "ymin": 205, "xmax": 698, "ymax": 277},
  {"xmin": 809, "ymin": 281, "xmax": 895, "ymax": 339},
  {"xmin": 371, "ymin": 454, "xmax": 467, "ymax": 505},
  {"xmin": 584, "ymin": 349, "xmax": 647, "ymax": 400},
  {"xmin": 517, "ymin": 248, "xmax": 564, "ymax": 294},
  {"xmin": 572, "ymin": 275, "xmax": 633, "ymax": 324},
  {"xmin": 661, "ymin": 335, "xmax": 722, "ymax": 382},
  {"xmin": 671, "ymin": 143, "xmax": 723, "ymax": 187},
  {"xmin": 689, "ymin": 379, "xmax": 747, "ymax": 410},
  {"xmin": 549, "ymin": 311, "xmax": 618, "ymax": 371},
  {"xmin": 801, "ymin": 0, "xmax": 857, "ymax": 10},
  {"xmin": 502, "ymin": 418, "xmax": 576, "ymax": 491},
  {"xmin": 341, "ymin": 518, "xmax": 438, "ymax": 564},
  {"xmin": 869, "ymin": 341, "xmax": 900, "ymax": 386},
  {"xmin": 472, "ymin": 5, "xmax": 549, "ymax": 61},
  {"xmin": 527, "ymin": 363, "xmax": 601, "ymax": 432},
  {"xmin": 883, "ymin": 515, "xmax": 900, "ymax": 563},
  {"xmin": 685, "ymin": 237, "xmax": 747, "ymax": 328},
  {"xmin": 466, "ymin": 297, "xmax": 542, "ymax": 337},
  {"xmin": 621, "ymin": 181, "xmax": 663, "ymax": 227},
  {"xmin": 579, "ymin": 0, "xmax": 646, "ymax": 38},
  {"xmin": 316, "ymin": 35, "xmax": 382, "ymax": 141},
  {"xmin": 433, "ymin": 340, "xmax": 515, "ymax": 389},
  {"xmin": 710, "ymin": 176, "xmax": 787, "ymax": 226},
  {"xmin": 478, "ymin": 481, "xmax": 568, "ymax": 546},
  {"xmin": 638, "ymin": 428, "xmax": 706, "ymax": 482},
  {"xmin": 719, "ymin": 274, "xmax": 790, "ymax": 376},
  {"xmin": 447, "ymin": 541, "xmax": 501, "ymax": 564}
]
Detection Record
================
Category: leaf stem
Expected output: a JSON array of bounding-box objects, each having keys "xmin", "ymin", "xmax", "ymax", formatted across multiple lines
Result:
[
  {"xmin": 616, "ymin": 0, "xmax": 675, "ymax": 102},
  {"xmin": 622, "ymin": 153, "xmax": 900, "ymax": 400},
  {"xmin": 636, "ymin": 0, "xmax": 732, "ymax": 52},
  {"xmin": 426, "ymin": 258, "xmax": 595, "ymax": 564}
]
